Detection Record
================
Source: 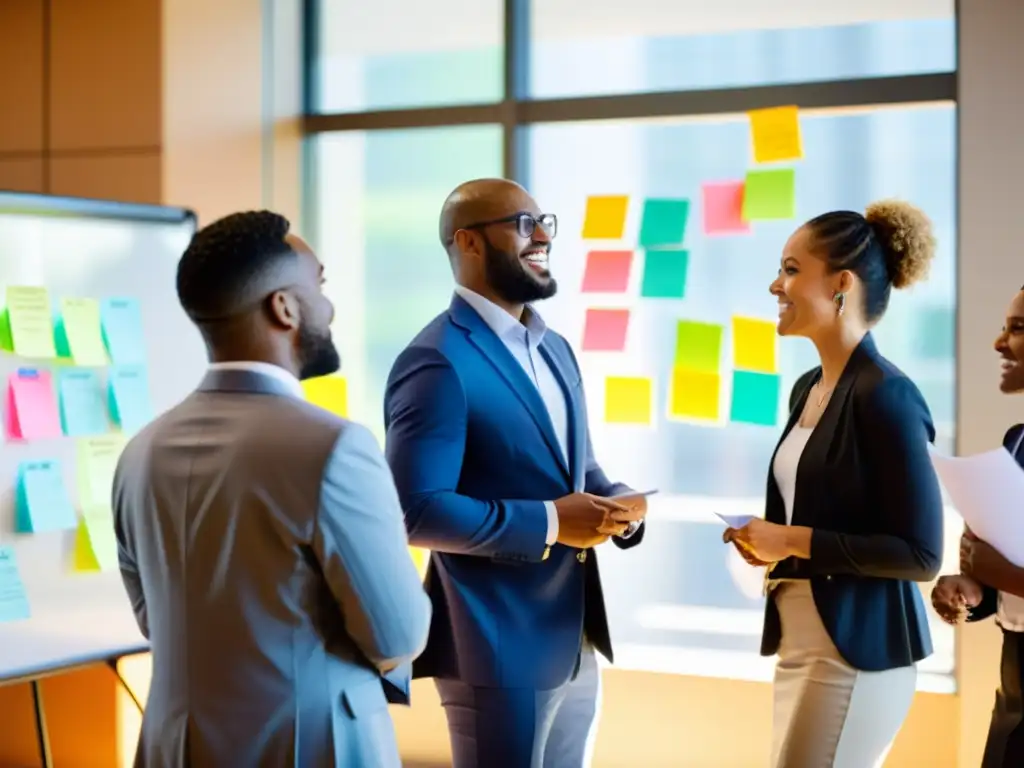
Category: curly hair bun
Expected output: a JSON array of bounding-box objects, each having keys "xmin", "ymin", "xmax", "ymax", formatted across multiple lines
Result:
[{"xmin": 864, "ymin": 199, "xmax": 937, "ymax": 290}]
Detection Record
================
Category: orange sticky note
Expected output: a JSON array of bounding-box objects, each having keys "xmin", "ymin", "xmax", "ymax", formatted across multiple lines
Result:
[
  {"xmin": 668, "ymin": 367, "xmax": 720, "ymax": 422},
  {"xmin": 748, "ymin": 105, "xmax": 803, "ymax": 164},
  {"xmin": 302, "ymin": 375, "xmax": 348, "ymax": 418},
  {"xmin": 581, "ymin": 251, "xmax": 633, "ymax": 293},
  {"xmin": 7, "ymin": 369, "xmax": 61, "ymax": 440},
  {"xmin": 582, "ymin": 196, "xmax": 629, "ymax": 239},
  {"xmin": 732, "ymin": 316, "xmax": 778, "ymax": 374},
  {"xmin": 581, "ymin": 309, "xmax": 630, "ymax": 352},
  {"xmin": 605, "ymin": 376, "xmax": 653, "ymax": 425}
]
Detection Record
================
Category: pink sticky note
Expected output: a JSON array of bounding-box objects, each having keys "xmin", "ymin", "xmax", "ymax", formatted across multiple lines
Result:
[
  {"xmin": 702, "ymin": 181, "xmax": 751, "ymax": 235},
  {"xmin": 7, "ymin": 369, "xmax": 61, "ymax": 440},
  {"xmin": 581, "ymin": 309, "xmax": 630, "ymax": 352},
  {"xmin": 581, "ymin": 250, "xmax": 633, "ymax": 293}
]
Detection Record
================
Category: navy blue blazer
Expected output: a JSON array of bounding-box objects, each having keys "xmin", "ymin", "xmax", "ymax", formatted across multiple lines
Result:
[
  {"xmin": 383, "ymin": 294, "xmax": 641, "ymax": 689},
  {"xmin": 760, "ymin": 333, "xmax": 944, "ymax": 671}
]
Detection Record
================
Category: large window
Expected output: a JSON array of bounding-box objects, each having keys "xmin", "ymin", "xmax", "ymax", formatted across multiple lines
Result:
[{"xmin": 307, "ymin": 0, "xmax": 959, "ymax": 692}]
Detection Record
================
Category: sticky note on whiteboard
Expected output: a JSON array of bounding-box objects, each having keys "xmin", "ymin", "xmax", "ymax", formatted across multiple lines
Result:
[
  {"xmin": 6, "ymin": 286, "xmax": 56, "ymax": 359},
  {"xmin": 101, "ymin": 298, "xmax": 146, "ymax": 364},
  {"xmin": 0, "ymin": 548, "xmax": 31, "ymax": 624},
  {"xmin": 302, "ymin": 375, "xmax": 348, "ymax": 418},
  {"xmin": 7, "ymin": 368, "xmax": 62, "ymax": 440},
  {"xmin": 60, "ymin": 298, "xmax": 108, "ymax": 366},
  {"xmin": 15, "ymin": 459, "xmax": 77, "ymax": 533},
  {"xmin": 108, "ymin": 365, "xmax": 154, "ymax": 433},
  {"xmin": 748, "ymin": 105, "xmax": 803, "ymax": 164}
]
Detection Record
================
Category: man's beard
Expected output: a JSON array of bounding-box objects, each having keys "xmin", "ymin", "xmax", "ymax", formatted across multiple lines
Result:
[
  {"xmin": 482, "ymin": 237, "xmax": 557, "ymax": 305},
  {"xmin": 296, "ymin": 321, "xmax": 341, "ymax": 380}
]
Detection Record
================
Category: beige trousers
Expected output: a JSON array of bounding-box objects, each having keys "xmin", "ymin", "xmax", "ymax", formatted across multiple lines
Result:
[{"xmin": 770, "ymin": 582, "xmax": 916, "ymax": 768}]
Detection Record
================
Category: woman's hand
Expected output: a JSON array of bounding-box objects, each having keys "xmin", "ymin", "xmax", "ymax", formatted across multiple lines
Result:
[
  {"xmin": 727, "ymin": 539, "xmax": 771, "ymax": 568},
  {"xmin": 931, "ymin": 574, "xmax": 983, "ymax": 625},
  {"xmin": 723, "ymin": 519, "xmax": 804, "ymax": 563}
]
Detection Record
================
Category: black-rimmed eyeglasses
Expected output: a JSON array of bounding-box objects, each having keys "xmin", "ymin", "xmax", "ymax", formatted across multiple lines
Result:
[{"xmin": 458, "ymin": 212, "xmax": 558, "ymax": 242}]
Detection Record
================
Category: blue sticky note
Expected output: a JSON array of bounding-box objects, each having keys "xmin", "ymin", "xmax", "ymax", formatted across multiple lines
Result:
[
  {"xmin": 730, "ymin": 370, "xmax": 781, "ymax": 426},
  {"xmin": 100, "ymin": 298, "xmax": 146, "ymax": 364},
  {"xmin": 108, "ymin": 365, "xmax": 154, "ymax": 433},
  {"xmin": 0, "ymin": 547, "xmax": 31, "ymax": 624},
  {"xmin": 59, "ymin": 370, "xmax": 109, "ymax": 436},
  {"xmin": 15, "ymin": 459, "xmax": 77, "ymax": 533}
]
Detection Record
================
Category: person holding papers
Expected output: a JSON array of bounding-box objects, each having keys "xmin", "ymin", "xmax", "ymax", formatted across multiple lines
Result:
[
  {"xmin": 722, "ymin": 201, "xmax": 944, "ymax": 768},
  {"xmin": 931, "ymin": 287, "xmax": 1024, "ymax": 767}
]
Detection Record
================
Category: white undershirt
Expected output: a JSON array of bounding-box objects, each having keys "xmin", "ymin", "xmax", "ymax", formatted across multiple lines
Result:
[{"xmin": 773, "ymin": 427, "xmax": 813, "ymax": 525}]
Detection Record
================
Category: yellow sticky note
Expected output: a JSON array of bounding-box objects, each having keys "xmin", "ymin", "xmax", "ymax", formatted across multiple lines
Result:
[
  {"xmin": 6, "ymin": 286, "xmax": 56, "ymax": 358},
  {"xmin": 581, "ymin": 195, "xmax": 629, "ymax": 239},
  {"xmin": 73, "ymin": 507, "xmax": 118, "ymax": 572},
  {"xmin": 410, "ymin": 546, "xmax": 428, "ymax": 578},
  {"xmin": 748, "ymin": 105, "xmax": 803, "ymax": 164},
  {"xmin": 61, "ymin": 298, "xmax": 108, "ymax": 366},
  {"xmin": 732, "ymin": 316, "xmax": 778, "ymax": 374},
  {"xmin": 302, "ymin": 375, "xmax": 348, "ymax": 418},
  {"xmin": 76, "ymin": 436, "xmax": 125, "ymax": 510},
  {"xmin": 604, "ymin": 376, "xmax": 653, "ymax": 425},
  {"xmin": 669, "ymin": 367, "xmax": 720, "ymax": 422}
]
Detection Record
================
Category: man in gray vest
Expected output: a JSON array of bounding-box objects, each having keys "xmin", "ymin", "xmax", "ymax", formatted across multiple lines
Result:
[{"xmin": 112, "ymin": 210, "xmax": 430, "ymax": 768}]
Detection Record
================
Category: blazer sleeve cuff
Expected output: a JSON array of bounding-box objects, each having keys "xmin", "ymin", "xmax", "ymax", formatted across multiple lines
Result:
[{"xmin": 806, "ymin": 528, "xmax": 843, "ymax": 573}]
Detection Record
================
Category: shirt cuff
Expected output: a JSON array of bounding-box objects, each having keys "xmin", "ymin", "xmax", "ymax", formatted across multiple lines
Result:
[
  {"xmin": 619, "ymin": 520, "xmax": 641, "ymax": 539},
  {"xmin": 544, "ymin": 501, "xmax": 559, "ymax": 546}
]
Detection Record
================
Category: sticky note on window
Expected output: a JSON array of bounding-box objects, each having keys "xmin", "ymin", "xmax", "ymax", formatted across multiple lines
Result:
[
  {"xmin": 742, "ymin": 169, "xmax": 796, "ymax": 221},
  {"xmin": 101, "ymin": 298, "xmax": 146, "ymax": 364},
  {"xmin": 674, "ymin": 321, "xmax": 723, "ymax": 373},
  {"xmin": 74, "ymin": 507, "xmax": 118, "ymax": 573},
  {"xmin": 15, "ymin": 460, "xmax": 77, "ymax": 533},
  {"xmin": 108, "ymin": 365, "xmax": 154, "ymax": 433},
  {"xmin": 702, "ymin": 181, "xmax": 751, "ymax": 235},
  {"xmin": 6, "ymin": 286, "xmax": 56, "ymax": 359},
  {"xmin": 59, "ymin": 370, "xmax": 109, "ymax": 436},
  {"xmin": 730, "ymin": 370, "xmax": 781, "ymax": 427},
  {"xmin": 640, "ymin": 249, "xmax": 688, "ymax": 299},
  {"xmin": 410, "ymin": 546, "xmax": 428, "ymax": 578},
  {"xmin": 669, "ymin": 367, "xmax": 720, "ymax": 422},
  {"xmin": 605, "ymin": 376, "xmax": 653, "ymax": 425},
  {"xmin": 76, "ymin": 436, "xmax": 125, "ymax": 510},
  {"xmin": 581, "ymin": 251, "xmax": 633, "ymax": 293},
  {"xmin": 301, "ymin": 375, "xmax": 348, "ymax": 418},
  {"xmin": 732, "ymin": 317, "xmax": 778, "ymax": 374},
  {"xmin": 0, "ymin": 548, "xmax": 31, "ymax": 624},
  {"xmin": 581, "ymin": 309, "xmax": 630, "ymax": 352},
  {"xmin": 59, "ymin": 298, "xmax": 108, "ymax": 366},
  {"xmin": 582, "ymin": 195, "xmax": 629, "ymax": 239},
  {"xmin": 7, "ymin": 369, "xmax": 61, "ymax": 440},
  {"xmin": 639, "ymin": 199, "xmax": 689, "ymax": 248},
  {"xmin": 749, "ymin": 105, "xmax": 803, "ymax": 164}
]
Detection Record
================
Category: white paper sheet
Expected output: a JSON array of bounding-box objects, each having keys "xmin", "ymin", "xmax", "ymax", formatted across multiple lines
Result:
[
  {"xmin": 716, "ymin": 513, "xmax": 757, "ymax": 529},
  {"xmin": 928, "ymin": 445, "xmax": 1024, "ymax": 566}
]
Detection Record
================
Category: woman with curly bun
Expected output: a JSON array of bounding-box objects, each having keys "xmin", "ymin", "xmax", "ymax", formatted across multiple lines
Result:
[{"xmin": 723, "ymin": 201, "xmax": 946, "ymax": 767}]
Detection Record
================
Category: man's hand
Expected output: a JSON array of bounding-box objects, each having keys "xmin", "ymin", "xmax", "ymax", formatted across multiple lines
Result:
[
  {"xmin": 554, "ymin": 493, "xmax": 629, "ymax": 549},
  {"xmin": 961, "ymin": 534, "xmax": 1007, "ymax": 585},
  {"xmin": 608, "ymin": 494, "xmax": 648, "ymax": 529},
  {"xmin": 931, "ymin": 574, "xmax": 983, "ymax": 625}
]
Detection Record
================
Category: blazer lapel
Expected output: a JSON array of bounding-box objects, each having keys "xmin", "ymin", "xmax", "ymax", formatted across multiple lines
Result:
[{"xmin": 539, "ymin": 341, "xmax": 582, "ymax": 487}]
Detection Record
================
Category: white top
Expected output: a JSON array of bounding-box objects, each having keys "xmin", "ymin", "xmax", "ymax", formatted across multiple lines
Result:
[
  {"xmin": 453, "ymin": 286, "xmax": 567, "ymax": 546},
  {"xmin": 997, "ymin": 430, "xmax": 1024, "ymax": 630},
  {"xmin": 773, "ymin": 426, "xmax": 813, "ymax": 525}
]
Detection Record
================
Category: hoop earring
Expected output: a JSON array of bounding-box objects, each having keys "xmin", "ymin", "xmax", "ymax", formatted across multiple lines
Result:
[{"xmin": 834, "ymin": 292, "xmax": 846, "ymax": 317}]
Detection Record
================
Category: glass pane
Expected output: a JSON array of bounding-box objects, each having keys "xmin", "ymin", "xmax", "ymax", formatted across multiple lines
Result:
[
  {"xmin": 526, "ymin": 104, "xmax": 957, "ymax": 690},
  {"xmin": 313, "ymin": 126, "xmax": 504, "ymax": 436},
  {"xmin": 530, "ymin": 1, "xmax": 955, "ymax": 99},
  {"xmin": 316, "ymin": 0, "xmax": 504, "ymax": 113}
]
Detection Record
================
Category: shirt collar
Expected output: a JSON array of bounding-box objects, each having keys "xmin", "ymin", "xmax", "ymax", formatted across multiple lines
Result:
[
  {"xmin": 207, "ymin": 361, "xmax": 305, "ymax": 400},
  {"xmin": 453, "ymin": 285, "xmax": 547, "ymax": 345}
]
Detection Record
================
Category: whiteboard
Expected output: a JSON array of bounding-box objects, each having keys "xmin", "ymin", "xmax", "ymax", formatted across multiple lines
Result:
[{"xmin": 0, "ymin": 192, "xmax": 201, "ymax": 682}]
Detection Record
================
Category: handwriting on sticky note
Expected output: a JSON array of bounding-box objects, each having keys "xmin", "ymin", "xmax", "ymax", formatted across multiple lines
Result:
[
  {"xmin": 6, "ymin": 286, "xmax": 56, "ymax": 358},
  {"xmin": 702, "ymin": 181, "xmax": 751, "ymax": 235},
  {"xmin": 76, "ymin": 436, "xmax": 125, "ymax": 510},
  {"xmin": 0, "ymin": 547, "xmax": 31, "ymax": 624},
  {"xmin": 674, "ymin": 321, "xmax": 723, "ymax": 373},
  {"xmin": 640, "ymin": 249, "xmax": 689, "ymax": 299},
  {"xmin": 669, "ymin": 367, "xmax": 720, "ymax": 422},
  {"xmin": 732, "ymin": 316, "xmax": 778, "ymax": 374},
  {"xmin": 59, "ymin": 370, "xmax": 109, "ymax": 436},
  {"xmin": 16, "ymin": 459, "xmax": 77, "ymax": 533},
  {"xmin": 109, "ymin": 365, "xmax": 154, "ymax": 433},
  {"xmin": 100, "ymin": 298, "xmax": 146, "ymax": 364},
  {"xmin": 60, "ymin": 298, "xmax": 108, "ymax": 366},
  {"xmin": 581, "ymin": 309, "xmax": 630, "ymax": 353},
  {"xmin": 8, "ymin": 369, "xmax": 62, "ymax": 440},
  {"xmin": 742, "ymin": 169, "xmax": 796, "ymax": 221},
  {"xmin": 74, "ymin": 507, "xmax": 119, "ymax": 573},
  {"xmin": 604, "ymin": 376, "xmax": 653, "ymax": 425},
  {"xmin": 730, "ymin": 370, "xmax": 781, "ymax": 427},
  {"xmin": 749, "ymin": 105, "xmax": 803, "ymax": 164},
  {"xmin": 302, "ymin": 375, "xmax": 348, "ymax": 418},
  {"xmin": 581, "ymin": 195, "xmax": 629, "ymax": 240},
  {"xmin": 581, "ymin": 251, "xmax": 633, "ymax": 294},
  {"xmin": 639, "ymin": 199, "xmax": 689, "ymax": 248}
]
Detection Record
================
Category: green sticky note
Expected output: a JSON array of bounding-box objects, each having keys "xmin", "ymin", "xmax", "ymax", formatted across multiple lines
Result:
[
  {"xmin": 639, "ymin": 199, "xmax": 689, "ymax": 247},
  {"xmin": 640, "ymin": 249, "xmax": 689, "ymax": 299},
  {"xmin": 61, "ymin": 298, "xmax": 108, "ymax": 366},
  {"xmin": 741, "ymin": 169, "xmax": 796, "ymax": 221},
  {"xmin": 730, "ymin": 370, "xmax": 781, "ymax": 426},
  {"xmin": 6, "ymin": 286, "xmax": 56, "ymax": 358},
  {"xmin": 675, "ymin": 320, "xmax": 723, "ymax": 373},
  {"xmin": 0, "ymin": 309, "xmax": 12, "ymax": 352}
]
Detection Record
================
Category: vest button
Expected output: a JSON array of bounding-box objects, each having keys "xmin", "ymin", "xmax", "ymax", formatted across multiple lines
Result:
[{"xmin": 577, "ymin": 551, "xmax": 587, "ymax": 563}]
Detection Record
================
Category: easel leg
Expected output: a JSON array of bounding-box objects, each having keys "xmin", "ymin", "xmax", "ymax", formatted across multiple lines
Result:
[{"xmin": 30, "ymin": 679, "xmax": 53, "ymax": 768}]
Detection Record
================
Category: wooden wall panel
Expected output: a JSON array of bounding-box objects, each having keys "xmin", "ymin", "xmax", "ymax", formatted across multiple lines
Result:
[
  {"xmin": 49, "ymin": 152, "xmax": 161, "ymax": 203},
  {"xmin": 0, "ymin": 157, "xmax": 46, "ymax": 193},
  {"xmin": 0, "ymin": 0, "xmax": 45, "ymax": 153}
]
